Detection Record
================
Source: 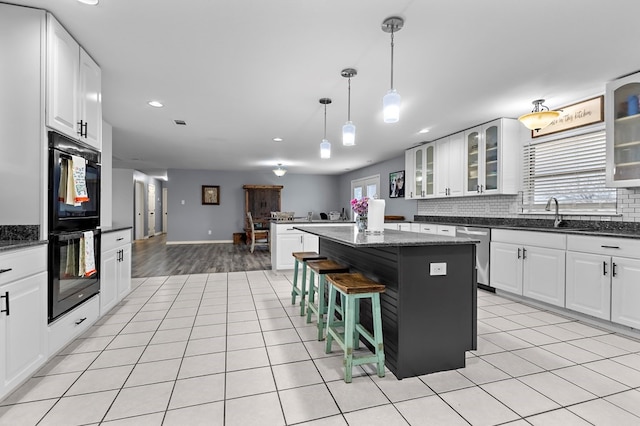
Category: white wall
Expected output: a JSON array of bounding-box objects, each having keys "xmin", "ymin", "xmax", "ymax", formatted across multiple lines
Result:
[
  {"xmin": 112, "ymin": 168, "xmax": 134, "ymax": 228},
  {"xmin": 100, "ymin": 121, "xmax": 113, "ymax": 227}
]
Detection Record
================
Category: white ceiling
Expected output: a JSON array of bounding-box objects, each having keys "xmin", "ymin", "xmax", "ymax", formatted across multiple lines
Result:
[{"xmin": 9, "ymin": 0, "xmax": 640, "ymax": 178}]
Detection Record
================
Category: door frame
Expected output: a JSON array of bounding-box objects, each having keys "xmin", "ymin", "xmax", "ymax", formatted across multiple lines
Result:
[{"xmin": 134, "ymin": 180, "xmax": 145, "ymax": 240}]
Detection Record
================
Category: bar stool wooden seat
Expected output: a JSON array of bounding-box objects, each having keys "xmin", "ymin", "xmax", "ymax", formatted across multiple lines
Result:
[
  {"xmin": 291, "ymin": 252, "xmax": 326, "ymax": 316},
  {"xmin": 305, "ymin": 259, "xmax": 350, "ymax": 340},
  {"xmin": 325, "ymin": 272, "xmax": 386, "ymax": 383}
]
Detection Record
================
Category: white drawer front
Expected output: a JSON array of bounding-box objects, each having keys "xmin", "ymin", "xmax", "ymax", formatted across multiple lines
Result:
[
  {"xmin": 491, "ymin": 229, "xmax": 566, "ymax": 250},
  {"xmin": 567, "ymin": 234, "xmax": 640, "ymax": 258},
  {"xmin": 437, "ymin": 225, "xmax": 456, "ymax": 236},
  {"xmin": 48, "ymin": 295, "xmax": 100, "ymax": 355},
  {"xmin": 101, "ymin": 229, "xmax": 131, "ymax": 252},
  {"xmin": 419, "ymin": 224, "xmax": 438, "ymax": 234},
  {"xmin": 276, "ymin": 225, "xmax": 303, "ymax": 235},
  {"xmin": 0, "ymin": 245, "xmax": 47, "ymax": 286}
]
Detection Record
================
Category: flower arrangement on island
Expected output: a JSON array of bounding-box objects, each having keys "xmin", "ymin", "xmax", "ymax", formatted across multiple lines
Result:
[{"xmin": 350, "ymin": 197, "xmax": 369, "ymax": 216}]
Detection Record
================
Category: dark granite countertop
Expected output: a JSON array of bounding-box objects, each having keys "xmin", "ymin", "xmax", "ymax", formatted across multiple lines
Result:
[
  {"xmin": 99, "ymin": 225, "xmax": 133, "ymax": 234},
  {"xmin": 0, "ymin": 239, "xmax": 48, "ymax": 252},
  {"xmin": 294, "ymin": 226, "xmax": 479, "ymax": 248},
  {"xmin": 413, "ymin": 216, "xmax": 640, "ymax": 239},
  {"xmin": 271, "ymin": 220, "xmax": 355, "ymax": 225}
]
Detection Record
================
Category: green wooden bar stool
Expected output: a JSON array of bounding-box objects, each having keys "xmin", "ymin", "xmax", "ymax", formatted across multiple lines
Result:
[
  {"xmin": 291, "ymin": 252, "xmax": 326, "ymax": 316},
  {"xmin": 305, "ymin": 259, "xmax": 350, "ymax": 340},
  {"xmin": 325, "ymin": 272, "xmax": 386, "ymax": 383}
]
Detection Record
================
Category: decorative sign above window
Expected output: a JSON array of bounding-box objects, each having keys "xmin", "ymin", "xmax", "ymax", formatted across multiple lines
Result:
[{"xmin": 532, "ymin": 95, "xmax": 604, "ymax": 138}]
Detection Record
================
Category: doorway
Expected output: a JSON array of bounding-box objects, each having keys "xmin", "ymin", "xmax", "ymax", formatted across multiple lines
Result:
[
  {"xmin": 162, "ymin": 187, "xmax": 168, "ymax": 233},
  {"xmin": 350, "ymin": 174, "xmax": 380, "ymax": 219}
]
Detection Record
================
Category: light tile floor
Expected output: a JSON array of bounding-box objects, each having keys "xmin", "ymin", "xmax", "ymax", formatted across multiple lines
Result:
[{"xmin": 1, "ymin": 271, "xmax": 640, "ymax": 425}]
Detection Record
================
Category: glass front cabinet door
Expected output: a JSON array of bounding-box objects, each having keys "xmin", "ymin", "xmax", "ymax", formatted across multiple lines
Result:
[
  {"xmin": 606, "ymin": 72, "xmax": 640, "ymax": 187},
  {"xmin": 464, "ymin": 118, "xmax": 521, "ymax": 196},
  {"xmin": 405, "ymin": 143, "xmax": 435, "ymax": 199}
]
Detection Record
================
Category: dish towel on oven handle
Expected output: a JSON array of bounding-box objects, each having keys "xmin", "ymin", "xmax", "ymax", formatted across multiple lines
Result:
[
  {"xmin": 71, "ymin": 155, "xmax": 89, "ymax": 205},
  {"xmin": 79, "ymin": 231, "xmax": 97, "ymax": 277}
]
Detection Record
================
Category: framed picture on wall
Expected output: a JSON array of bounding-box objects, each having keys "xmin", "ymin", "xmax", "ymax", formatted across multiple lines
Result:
[
  {"xmin": 389, "ymin": 171, "xmax": 405, "ymax": 198},
  {"xmin": 202, "ymin": 185, "xmax": 220, "ymax": 205}
]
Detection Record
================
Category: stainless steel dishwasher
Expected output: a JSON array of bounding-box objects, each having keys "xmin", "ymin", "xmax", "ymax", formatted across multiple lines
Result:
[{"xmin": 456, "ymin": 226, "xmax": 491, "ymax": 290}]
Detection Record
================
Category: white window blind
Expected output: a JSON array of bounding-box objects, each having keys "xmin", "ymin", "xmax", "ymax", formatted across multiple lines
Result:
[{"xmin": 522, "ymin": 130, "xmax": 617, "ymax": 213}]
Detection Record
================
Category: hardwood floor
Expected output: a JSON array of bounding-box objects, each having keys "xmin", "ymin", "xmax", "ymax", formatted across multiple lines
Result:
[{"xmin": 131, "ymin": 234, "xmax": 271, "ymax": 277}]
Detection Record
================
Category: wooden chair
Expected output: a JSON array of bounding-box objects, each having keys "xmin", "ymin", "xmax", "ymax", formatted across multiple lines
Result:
[{"xmin": 246, "ymin": 212, "xmax": 269, "ymax": 253}]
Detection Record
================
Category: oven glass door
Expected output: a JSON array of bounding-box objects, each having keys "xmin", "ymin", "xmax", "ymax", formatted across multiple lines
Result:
[{"xmin": 49, "ymin": 230, "xmax": 100, "ymax": 322}]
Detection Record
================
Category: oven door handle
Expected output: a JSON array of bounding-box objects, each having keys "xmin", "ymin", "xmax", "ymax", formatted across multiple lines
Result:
[{"xmin": 54, "ymin": 230, "xmax": 101, "ymax": 242}]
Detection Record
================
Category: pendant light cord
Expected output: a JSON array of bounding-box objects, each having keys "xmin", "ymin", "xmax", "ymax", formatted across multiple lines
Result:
[
  {"xmin": 390, "ymin": 29, "xmax": 395, "ymax": 90},
  {"xmin": 323, "ymin": 104, "xmax": 327, "ymax": 139},
  {"xmin": 347, "ymin": 77, "xmax": 352, "ymax": 121}
]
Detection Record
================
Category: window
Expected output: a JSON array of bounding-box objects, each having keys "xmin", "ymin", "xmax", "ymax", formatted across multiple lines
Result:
[
  {"xmin": 522, "ymin": 130, "xmax": 617, "ymax": 213},
  {"xmin": 350, "ymin": 175, "xmax": 380, "ymax": 218}
]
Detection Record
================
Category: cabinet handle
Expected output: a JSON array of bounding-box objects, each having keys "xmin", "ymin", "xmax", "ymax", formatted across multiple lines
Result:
[
  {"xmin": 0, "ymin": 268, "xmax": 12, "ymax": 274},
  {"xmin": 75, "ymin": 317, "xmax": 87, "ymax": 325},
  {"xmin": 116, "ymin": 237, "xmax": 124, "ymax": 241},
  {"xmin": 410, "ymin": 192, "xmax": 413, "ymax": 197},
  {"xmin": 612, "ymin": 262, "xmax": 618, "ymax": 277},
  {"xmin": 603, "ymin": 261, "xmax": 607, "ymax": 276},
  {"xmin": 522, "ymin": 248, "xmax": 527, "ymax": 259},
  {"xmin": 517, "ymin": 248, "xmax": 521, "ymax": 259},
  {"xmin": 476, "ymin": 185, "xmax": 480, "ymax": 193},
  {"xmin": 1, "ymin": 291, "xmax": 9, "ymax": 316},
  {"xmin": 82, "ymin": 121, "xmax": 88, "ymax": 138},
  {"xmin": 601, "ymin": 245, "xmax": 620, "ymax": 249}
]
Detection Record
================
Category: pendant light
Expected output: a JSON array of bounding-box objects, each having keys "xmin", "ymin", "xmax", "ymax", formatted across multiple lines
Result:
[
  {"xmin": 381, "ymin": 16, "xmax": 404, "ymax": 123},
  {"xmin": 518, "ymin": 99, "xmax": 560, "ymax": 132},
  {"xmin": 341, "ymin": 68, "xmax": 357, "ymax": 146},
  {"xmin": 319, "ymin": 98, "xmax": 332, "ymax": 159},
  {"xmin": 272, "ymin": 164, "xmax": 287, "ymax": 177}
]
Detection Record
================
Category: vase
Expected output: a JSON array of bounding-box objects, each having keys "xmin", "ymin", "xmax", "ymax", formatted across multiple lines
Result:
[{"xmin": 356, "ymin": 215, "xmax": 368, "ymax": 232}]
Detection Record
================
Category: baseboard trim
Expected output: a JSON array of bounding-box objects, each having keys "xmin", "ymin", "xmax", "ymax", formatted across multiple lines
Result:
[{"xmin": 166, "ymin": 240, "xmax": 234, "ymax": 245}]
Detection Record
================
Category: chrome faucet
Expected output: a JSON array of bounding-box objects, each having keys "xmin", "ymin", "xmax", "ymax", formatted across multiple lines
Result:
[{"xmin": 545, "ymin": 197, "xmax": 562, "ymax": 227}]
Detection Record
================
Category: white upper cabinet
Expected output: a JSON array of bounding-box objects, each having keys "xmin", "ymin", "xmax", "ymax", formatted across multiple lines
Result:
[
  {"xmin": 405, "ymin": 143, "xmax": 435, "ymax": 199},
  {"xmin": 46, "ymin": 14, "xmax": 101, "ymax": 150},
  {"xmin": 435, "ymin": 132, "xmax": 464, "ymax": 197},
  {"xmin": 606, "ymin": 71, "xmax": 640, "ymax": 187},
  {"xmin": 463, "ymin": 118, "xmax": 521, "ymax": 196}
]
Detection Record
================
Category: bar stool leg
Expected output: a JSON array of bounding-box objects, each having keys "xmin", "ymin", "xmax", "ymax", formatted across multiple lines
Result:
[
  {"xmin": 343, "ymin": 294, "xmax": 356, "ymax": 383},
  {"xmin": 325, "ymin": 284, "xmax": 337, "ymax": 354},
  {"xmin": 306, "ymin": 269, "xmax": 316, "ymax": 324},
  {"xmin": 299, "ymin": 262, "xmax": 308, "ymax": 316},
  {"xmin": 316, "ymin": 274, "xmax": 327, "ymax": 340},
  {"xmin": 291, "ymin": 259, "xmax": 300, "ymax": 305},
  {"xmin": 372, "ymin": 293, "xmax": 385, "ymax": 378},
  {"xmin": 352, "ymin": 297, "xmax": 360, "ymax": 350}
]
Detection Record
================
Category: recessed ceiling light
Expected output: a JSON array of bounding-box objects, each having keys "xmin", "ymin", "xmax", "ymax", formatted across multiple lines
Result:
[
  {"xmin": 77, "ymin": 0, "xmax": 99, "ymax": 5},
  {"xmin": 148, "ymin": 101, "xmax": 163, "ymax": 108},
  {"xmin": 418, "ymin": 128, "xmax": 430, "ymax": 134},
  {"xmin": 272, "ymin": 137, "xmax": 283, "ymax": 142}
]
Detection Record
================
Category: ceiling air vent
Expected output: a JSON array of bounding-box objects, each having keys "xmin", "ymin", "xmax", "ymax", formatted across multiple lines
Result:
[{"xmin": 174, "ymin": 119, "xmax": 187, "ymax": 126}]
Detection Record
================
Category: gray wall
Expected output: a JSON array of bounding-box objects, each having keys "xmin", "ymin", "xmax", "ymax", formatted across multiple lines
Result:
[
  {"xmin": 167, "ymin": 169, "xmax": 341, "ymax": 242},
  {"xmin": 112, "ymin": 168, "xmax": 134, "ymax": 228},
  {"xmin": 338, "ymin": 154, "xmax": 418, "ymax": 220}
]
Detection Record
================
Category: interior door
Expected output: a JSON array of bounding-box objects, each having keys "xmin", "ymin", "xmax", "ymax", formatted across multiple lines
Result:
[
  {"xmin": 162, "ymin": 187, "xmax": 168, "ymax": 233},
  {"xmin": 134, "ymin": 181, "xmax": 144, "ymax": 240},
  {"xmin": 148, "ymin": 183, "xmax": 156, "ymax": 236}
]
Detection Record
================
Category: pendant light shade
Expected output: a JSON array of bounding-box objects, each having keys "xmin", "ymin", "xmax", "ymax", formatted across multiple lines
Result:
[
  {"xmin": 518, "ymin": 99, "xmax": 560, "ymax": 132},
  {"xmin": 273, "ymin": 164, "xmax": 286, "ymax": 177},
  {"xmin": 381, "ymin": 16, "xmax": 404, "ymax": 123},
  {"xmin": 319, "ymin": 98, "xmax": 332, "ymax": 159},
  {"xmin": 341, "ymin": 68, "xmax": 357, "ymax": 146}
]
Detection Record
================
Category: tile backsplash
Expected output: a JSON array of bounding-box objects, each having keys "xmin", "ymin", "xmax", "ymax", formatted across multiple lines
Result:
[{"xmin": 417, "ymin": 188, "xmax": 640, "ymax": 223}]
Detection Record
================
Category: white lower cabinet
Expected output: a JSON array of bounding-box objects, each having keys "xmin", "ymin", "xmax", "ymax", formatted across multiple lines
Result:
[
  {"xmin": 566, "ymin": 234, "xmax": 640, "ymax": 328},
  {"xmin": 0, "ymin": 246, "xmax": 47, "ymax": 401},
  {"xmin": 100, "ymin": 229, "xmax": 132, "ymax": 316},
  {"xmin": 490, "ymin": 230, "xmax": 566, "ymax": 307}
]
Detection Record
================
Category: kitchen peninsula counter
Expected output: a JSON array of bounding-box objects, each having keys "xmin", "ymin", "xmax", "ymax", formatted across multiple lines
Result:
[{"xmin": 294, "ymin": 226, "xmax": 479, "ymax": 379}]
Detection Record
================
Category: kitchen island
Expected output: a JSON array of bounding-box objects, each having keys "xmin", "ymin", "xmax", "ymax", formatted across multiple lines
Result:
[{"xmin": 295, "ymin": 226, "xmax": 479, "ymax": 379}]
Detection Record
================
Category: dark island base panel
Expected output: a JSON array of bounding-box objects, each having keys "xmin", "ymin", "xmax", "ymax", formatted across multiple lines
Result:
[{"xmin": 320, "ymin": 239, "xmax": 477, "ymax": 379}]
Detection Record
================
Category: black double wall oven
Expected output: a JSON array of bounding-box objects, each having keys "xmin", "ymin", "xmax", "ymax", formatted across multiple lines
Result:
[{"xmin": 48, "ymin": 131, "xmax": 101, "ymax": 323}]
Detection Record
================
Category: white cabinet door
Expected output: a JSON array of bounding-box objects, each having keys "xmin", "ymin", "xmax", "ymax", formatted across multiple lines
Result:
[
  {"xmin": 490, "ymin": 242, "xmax": 523, "ymax": 294},
  {"xmin": 565, "ymin": 251, "xmax": 611, "ymax": 320},
  {"xmin": 0, "ymin": 272, "xmax": 47, "ymax": 398},
  {"xmin": 302, "ymin": 234, "xmax": 319, "ymax": 254},
  {"xmin": 78, "ymin": 49, "xmax": 102, "ymax": 150},
  {"xmin": 523, "ymin": 246, "xmax": 566, "ymax": 307},
  {"xmin": 100, "ymin": 248, "xmax": 118, "ymax": 316},
  {"xmin": 46, "ymin": 14, "xmax": 79, "ymax": 139},
  {"xmin": 398, "ymin": 223, "xmax": 412, "ymax": 232},
  {"xmin": 118, "ymin": 245, "xmax": 132, "ymax": 299},
  {"xmin": 276, "ymin": 234, "xmax": 304, "ymax": 270},
  {"xmin": 436, "ymin": 133, "xmax": 464, "ymax": 197},
  {"xmin": 611, "ymin": 257, "xmax": 640, "ymax": 328}
]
